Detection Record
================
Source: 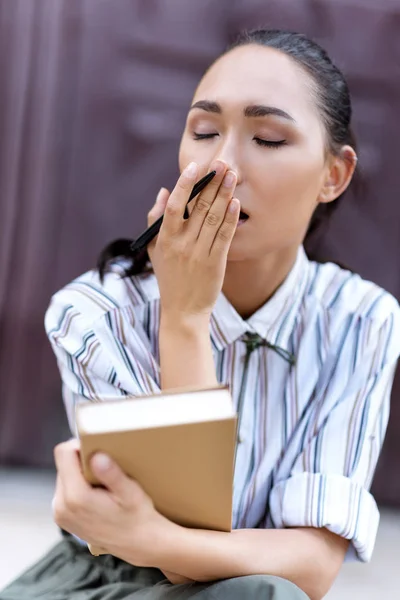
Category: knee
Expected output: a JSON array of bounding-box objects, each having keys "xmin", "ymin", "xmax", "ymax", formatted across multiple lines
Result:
[{"xmin": 210, "ymin": 575, "xmax": 309, "ymax": 599}]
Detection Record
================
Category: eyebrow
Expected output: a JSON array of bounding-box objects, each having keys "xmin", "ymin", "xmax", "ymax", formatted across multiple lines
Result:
[{"xmin": 190, "ymin": 100, "xmax": 296, "ymax": 122}]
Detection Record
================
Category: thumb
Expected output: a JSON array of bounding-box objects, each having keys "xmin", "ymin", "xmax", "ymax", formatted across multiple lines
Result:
[
  {"xmin": 90, "ymin": 453, "xmax": 132, "ymax": 499},
  {"xmin": 147, "ymin": 187, "xmax": 170, "ymax": 227}
]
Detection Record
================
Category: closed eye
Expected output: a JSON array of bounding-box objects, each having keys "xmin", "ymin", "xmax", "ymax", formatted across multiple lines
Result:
[
  {"xmin": 254, "ymin": 137, "xmax": 286, "ymax": 148},
  {"xmin": 193, "ymin": 132, "xmax": 218, "ymax": 140},
  {"xmin": 193, "ymin": 132, "xmax": 286, "ymax": 149}
]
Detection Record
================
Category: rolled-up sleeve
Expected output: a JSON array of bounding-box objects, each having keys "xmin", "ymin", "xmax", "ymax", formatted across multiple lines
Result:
[{"xmin": 269, "ymin": 301, "xmax": 400, "ymax": 562}]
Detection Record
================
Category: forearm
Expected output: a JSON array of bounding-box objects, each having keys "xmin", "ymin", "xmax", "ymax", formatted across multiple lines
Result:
[
  {"xmin": 153, "ymin": 525, "xmax": 345, "ymax": 600},
  {"xmin": 159, "ymin": 312, "xmax": 218, "ymax": 390},
  {"xmin": 157, "ymin": 312, "xmax": 218, "ymax": 585}
]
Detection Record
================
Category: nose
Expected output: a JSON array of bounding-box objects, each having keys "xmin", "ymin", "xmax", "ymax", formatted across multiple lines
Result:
[{"xmin": 212, "ymin": 135, "xmax": 242, "ymax": 185}]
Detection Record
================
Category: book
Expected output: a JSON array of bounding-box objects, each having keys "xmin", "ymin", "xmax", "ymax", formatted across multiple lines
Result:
[{"xmin": 76, "ymin": 386, "xmax": 237, "ymax": 556}]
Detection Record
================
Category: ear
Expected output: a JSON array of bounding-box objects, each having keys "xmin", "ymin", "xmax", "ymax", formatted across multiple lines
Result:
[{"xmin": 319, "ymin": 146, "xmax": 358, "ymax": 204}]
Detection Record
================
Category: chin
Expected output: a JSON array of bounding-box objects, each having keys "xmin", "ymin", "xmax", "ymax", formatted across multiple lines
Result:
[
  {"xmin": 226, "ymin": 242, "xmax": 254, "ymax": 262},
  {"xmin": 226, "ymin": 235, "xmax": 282, "ymax": 263}
]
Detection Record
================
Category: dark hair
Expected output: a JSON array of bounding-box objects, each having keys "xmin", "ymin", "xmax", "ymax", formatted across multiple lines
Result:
[{"xmin": 98, "ymin": 28, "xmax": 358, "ymax": 281}]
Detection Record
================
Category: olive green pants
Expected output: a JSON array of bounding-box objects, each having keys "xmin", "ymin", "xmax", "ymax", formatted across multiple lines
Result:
[{"xmin": 0, "ymin": 533, "xmax": 309, "ymax": 599}]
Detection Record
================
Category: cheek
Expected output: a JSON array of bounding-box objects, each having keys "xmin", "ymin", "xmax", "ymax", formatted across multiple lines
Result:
[
  {"xmin": 240, "ymin": 152, "xmax": 326, "ymax": 250},
  {"xmin": 179, "ymin": 135, "xmax": 217, "ymax": 175},
  {"xmin": 248, "ymin": 149, "xmax": 325, "ymax": 215},
  {"xmin": 178, "ymin": 133, "xmax": 198, "ymax": 173},
  {"xmin": 178, "ymin": 141, "xmax": 186, "ymax": 174}
]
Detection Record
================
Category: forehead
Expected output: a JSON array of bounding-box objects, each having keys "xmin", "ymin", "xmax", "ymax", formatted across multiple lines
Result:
[{"xmin": 193, "ymin": 45, "xmax": 318, "ymax": 123}]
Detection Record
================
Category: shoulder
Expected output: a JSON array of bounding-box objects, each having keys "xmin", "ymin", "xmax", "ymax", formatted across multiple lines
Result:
[
  {"xmin": 294, "ymin": 260, "xmax": 400, "ymax": 408},
  {"xmin": 298, "ymin": 259, "xmax": 400, "ymax": 368},
  {"xmin": 45, "ymin": 262, "xmax": 159, "ymax": 335},
  {"xmin": 305, "ymin": 259, "xmax": 400, "ymax": 328},
  {"xmin": 44, "ymin": 263, "xmax": 162, "ymax": 399}
]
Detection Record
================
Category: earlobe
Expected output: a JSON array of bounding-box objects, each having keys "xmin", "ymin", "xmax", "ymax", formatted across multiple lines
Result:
[
  {"xmin": 319, "ymin": 178, "xmax": 337, "ymax": 204},
  {"xmin": 319, "ymin": 146, "xmax": 357, "ymax": 204}
]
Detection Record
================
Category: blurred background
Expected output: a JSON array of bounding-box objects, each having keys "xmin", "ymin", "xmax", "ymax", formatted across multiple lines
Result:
[{"xmin": 0, "ymin": 0, "xmax": 399, "ymax": 597}]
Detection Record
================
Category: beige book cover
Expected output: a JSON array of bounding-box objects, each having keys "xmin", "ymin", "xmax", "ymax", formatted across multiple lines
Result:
[{"xmin": 76, "ymin": 386, "xmax": 237, "ymax": 556}]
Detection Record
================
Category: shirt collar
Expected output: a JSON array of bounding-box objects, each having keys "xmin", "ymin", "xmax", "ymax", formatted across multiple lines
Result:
[{"xmin": 210, "ymin": 246, "xmax": 309, "ymax": 352}]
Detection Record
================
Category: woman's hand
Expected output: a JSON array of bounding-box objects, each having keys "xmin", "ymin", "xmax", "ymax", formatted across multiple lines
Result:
[
  {"xmin": 147, "ymin": 160, "xmax": 239, "ymax": 321},
  {"xmin": 52, "ymin": 439, "xmax": 175, "ymax": 568}
]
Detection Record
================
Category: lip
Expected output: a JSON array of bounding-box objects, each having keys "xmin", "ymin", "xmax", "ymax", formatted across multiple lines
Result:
[{"xmin": 237, "ymin": 218, "xmax": 249, "ymax": 228}]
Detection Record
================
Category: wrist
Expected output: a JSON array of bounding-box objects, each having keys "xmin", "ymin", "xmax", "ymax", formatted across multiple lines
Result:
[
  {"xmin": 142, "ymin": 514, "xmax": 184, "ymax": 568},
  {"xmin": 148, "ymin": 519, "xmax": 189, "ymax": 571},
  {"xmin": 160, "ymin": 310, "xmax": 211, "ymax": 335},
  {"xmin": 158, "ymin": 307, "xmax": 217, "ymax": 391}
]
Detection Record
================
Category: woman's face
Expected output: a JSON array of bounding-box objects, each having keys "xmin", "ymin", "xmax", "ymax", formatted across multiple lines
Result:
[{"xmin": 179, "ymin": 45, "xmax": 351, "ymax": 262}]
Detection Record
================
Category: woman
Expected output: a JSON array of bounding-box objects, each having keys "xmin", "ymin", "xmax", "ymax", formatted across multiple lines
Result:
[{"xmin": 2, "ymin": 29, "xmax": 400, "ymax": 600}]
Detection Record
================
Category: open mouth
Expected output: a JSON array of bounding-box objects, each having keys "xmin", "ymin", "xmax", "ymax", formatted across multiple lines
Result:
[{"xmin": 238, "ymin": 210, "xmax": 249, "ymax": 226}]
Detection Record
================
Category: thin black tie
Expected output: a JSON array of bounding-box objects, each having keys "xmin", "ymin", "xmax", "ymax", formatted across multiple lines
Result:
[
  {"xmin": 235, "ymin": 332, "xmax": 295, "ymax": 449},
  {"xmin": 242, "ymin": 332, "xmax": 296, "ymax": 367}
]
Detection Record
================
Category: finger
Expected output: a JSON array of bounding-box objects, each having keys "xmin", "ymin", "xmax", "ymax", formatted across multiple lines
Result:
[
  {"xmin": 53, "ymin": 439, "xmax": 88, "ymax": 494},
  {"xmin": 196, "ymin": 170, "xmax": 237, "ymax": 249},
  {"xmin": 185, "ymin": 160, "xmax": 227, "ymax": 236},
  {"xmin": 161, "ymin": 162, "xmax": 198, "ymax": 236},
  {"xmin": 210, "ymin": 198, "xmax": 240, "ymax": 257},
  {"xmin": 90, "ymin": 453, "xmax": 139, "ymax": 502},
  {"xmin": 51, "ymin": 473, "xmax": 63, "ymax": 514},
  {"xmin": 147, "ymin": 188, "xmax": 170, "ymax": 227}
]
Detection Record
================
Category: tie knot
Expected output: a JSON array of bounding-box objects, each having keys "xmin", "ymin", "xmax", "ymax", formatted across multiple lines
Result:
[
  {"xmin": 243, "ymin": 332, "xmax": 265, "ymax": 353},
  {"xmin": 242, "ymin": 331, "xmax": 296, "ymax": 367}
]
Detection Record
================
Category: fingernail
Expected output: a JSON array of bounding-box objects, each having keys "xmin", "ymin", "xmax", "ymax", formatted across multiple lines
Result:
[
  {"xmin": 229, "ymin": 198, "xmax": 240, "ymax": 213},
  {"xmin": 212, "ymin": 160, "xmax": 225, "ymax": 176},
  {"xmin": 183, "ymin": 162, "xmax": 198, "ymax": 178},
  {"xmin": 92, "ymin": 453, "xmax": 111, "ymax": 472},
  {"xmin": 156, "ymin": 187, "xmax": 166, "ymax": 202},
  {"xmin": 223, "ymin": 171, "xmax": 236, "ymax": 187}
]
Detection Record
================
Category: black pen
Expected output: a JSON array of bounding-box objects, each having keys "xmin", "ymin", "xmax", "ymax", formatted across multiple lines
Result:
[{"xmin": 130, "ymin": 170, "xmax": 216, "ymax": 256}]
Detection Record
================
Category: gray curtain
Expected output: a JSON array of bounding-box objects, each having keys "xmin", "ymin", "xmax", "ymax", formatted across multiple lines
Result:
[{"xmin": 0, "ymin": 0, "xmax": 399, "ymax": 503}]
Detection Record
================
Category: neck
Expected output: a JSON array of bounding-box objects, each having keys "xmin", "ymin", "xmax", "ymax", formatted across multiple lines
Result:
[{"xmin": 222, "ymin": 247, "xmax": 300, "ymax": 320}]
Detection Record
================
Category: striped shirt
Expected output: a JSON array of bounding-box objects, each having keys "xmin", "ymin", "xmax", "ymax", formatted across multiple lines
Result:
[{"xmin": 45, "ymin": 246, "xmax": 400, "ymax": 562}]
